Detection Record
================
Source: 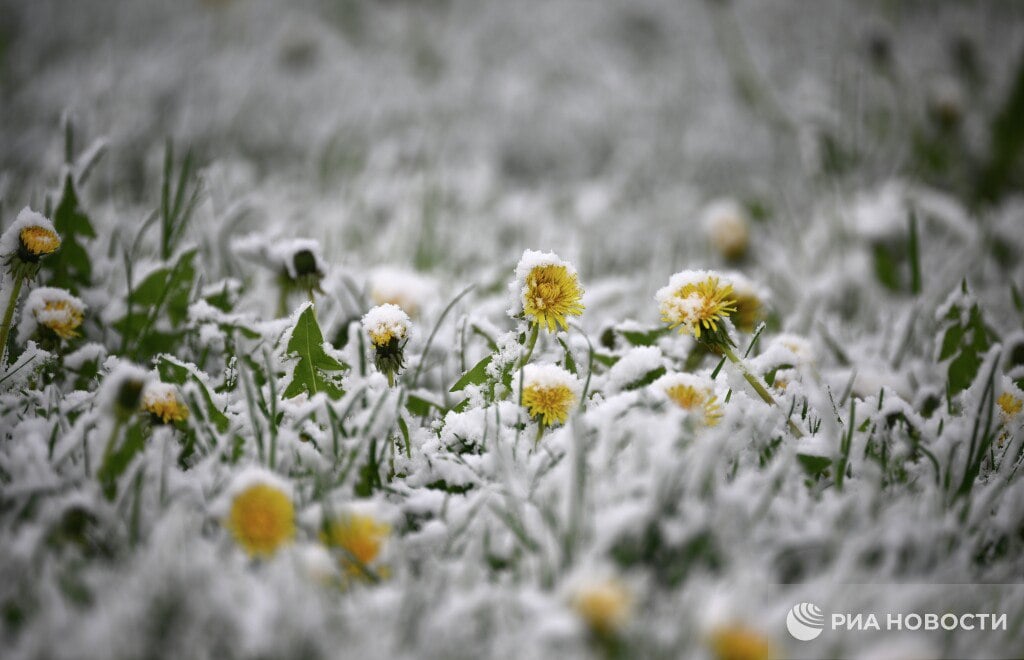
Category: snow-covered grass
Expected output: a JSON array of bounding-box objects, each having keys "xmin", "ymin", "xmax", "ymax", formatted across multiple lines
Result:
[{"xmin": 1, "ymin": 1, "xmax": 1024, "ymax": 658}]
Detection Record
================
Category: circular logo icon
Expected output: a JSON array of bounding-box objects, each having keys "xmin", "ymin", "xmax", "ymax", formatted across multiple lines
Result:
[{"xmin": 786, "ymin": 602, "xmax": 825, "ymax": 641}]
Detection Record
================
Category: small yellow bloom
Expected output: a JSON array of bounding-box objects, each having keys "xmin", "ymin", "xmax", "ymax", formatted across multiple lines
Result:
[
  {"xmin": 19, "ymin": 225, "xmax": 61, "ymax": 257},
  {"xmin": 709, "ymin": 625, "xmax": 776, "ymax": 660},
  {"xmin": 658, "ymin": 374, "xmax": 722, "ymax": 426},
  {"xmin": 998, "ymin": 392, "xmax": 1022, "ymax": 421},
  {"xmin": 513, "ymin": 251, "xmax": 585, "ymax": 333},
  {"xmin": 362, "ymin": 303, "xmax": 410, "ymax": 348},
  {"xmin": 37, "ymin": 299, "xmax": 83, "ymax": 340},
  {"xmin": 322, "ymin": 513, "xmax": 390, "ymax": 574},
  {"xmin": 226, "ymin": 479, "xmax": 295, "ymax": 558},
  {"xmin": 521, "ymin": 364, "xmax": 579, "ymax": 427},
  {"xmin": 142, "ymin": 384, "xmax": 189, "ymax": 424},
  {"xmin": 656, "ymin": 271, "xmax": 736, "ymax": 340},
  {"xmin": 571, "ymin": 579, "xmax": 632, "ymax": 636}
]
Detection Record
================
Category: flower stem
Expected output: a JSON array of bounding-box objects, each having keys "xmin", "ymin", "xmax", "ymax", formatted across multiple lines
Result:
[
  {"xmin": 534, "ymin": 420, "xmax": 545, "ymax": 445},
  {"xmin": 721, "ymin": 344, "xmax": 803, "ymax": 437},
  {"xmin": 0, "ymin": 274, "xmax": 25, "ymax": 367},
  {"xmin": 518, "ymin": 323, "xmax": 540, "ymax": 369}
]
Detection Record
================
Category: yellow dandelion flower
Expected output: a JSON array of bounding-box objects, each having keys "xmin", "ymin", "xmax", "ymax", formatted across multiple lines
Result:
[
  {"xmin": 362, "ymin": 303, "xmax": 410, "ymax": 348},
  {"xmin": 225, "ymin": 475, "xmax": 295, "ymax": 558},
  {"xmin": 513, "ymin": 250, "xmax": 585, "ymax": 333},
  {"xmin": 998, "ymin": 391, "xmax": 1022, "ymax": 421},
  {"xmin": 657, "ymin": 373, "xmax": 722, "ymax": 426},
  {"xmin": 22, "ymin": 287, "xmax": 85, "ymax": 342},
  {"xmin": 20, "ymin": 225, "xmax": 61, "ymax": 256},
  {"xmin": 571, "ymin": 579, "xmax": 632, "ymax": 636},
  {"xmin": 655, "ymin": 270, "xmax": 736, "ymax": 341},
  {"xmin": 709, "ymin": 624, "xmax": 776, "ymax": 660},
  {"xmin": 703, "ymin": 199, "xmax": 750, "ymax": 261},
  {"xmin": 142, "ymin": 383, "xmax": 189, "ymax": 424},
  {"xmin": 321, "ymin": 512, "xmax": 390, "ymax": 574},
  {"xmin": 521, "ymin": 363, "xmax": 579, "ymax": 428}
]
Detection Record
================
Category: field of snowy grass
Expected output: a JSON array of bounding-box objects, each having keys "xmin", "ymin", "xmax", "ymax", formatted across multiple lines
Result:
[{"xmin": 1, "ymin": 0, "xmax": 1024, "ymax": 658}]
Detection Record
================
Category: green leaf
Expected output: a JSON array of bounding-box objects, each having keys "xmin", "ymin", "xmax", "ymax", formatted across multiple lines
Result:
[
  {"xmin": 116, "ymin": 249, "xmax": 198, "ymax": 359},
  {"xmin": 797, "ymin": 453, "xmax": 832, "ymax": 477},
  {"xmin": 44, "ymin": 172, "xmax": 97, "ymax": 293},
  {"xmin": 98, "ymin": 424, "xmax": 146, "ymax": 500},
  {"xmin": 619, "ymin": 326, "xmax": 670, "ymax": 347},
  {"xmin": 282, "ymin": 304, "xmax": 348, "ymax": 400},
  {"xmin": 406, "ymin": 393, "xmax": 444, "ymax": 417},
  {"xmin": 938, "ymin": 295, "xmax": 996, "ymax": 397},
  {"xmin": 557, "ymin": 337, "xmax": 577, "ymax": 374},
  {"xmin": 622, "ymin": 365, "xmax": 667, "ymax": 391},
  {"xmin": 450, "ymin": 355, "xmax": 492, "ymax": 392}
]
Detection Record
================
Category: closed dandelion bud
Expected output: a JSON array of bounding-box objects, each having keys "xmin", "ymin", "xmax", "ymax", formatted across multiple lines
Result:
[
  {"xmin": 509, "ymin": 249, "xmax": 585, "ymax": 333},
  {"xmin": 223, "ymin": 468, "xmax": 296, "ymax": 558},
  {"xmin": 655, "ymin": 270, "xmax": 737, "ymax": 349},
  {"xmin": 709, "ymin": 624, "xmax": 775, "ymax": 660},
  {"xmin": 17, "ymin": 287, "xmax": 85, "ymax": 346},
  {"xmin": 362, "ymin": 303, "xmax": 411, "ymax": 387},
  {"xmin": 2, "ymin": 208, "xmax": 61, "ymax": 279},
  {"xmin": 290, "ymin": 247, "xmax": 323, "ymax": 291},
  {"xmin": 141, "ymin": 382, "xmax": 189, "ymax": 425},
  {"xmin": 702, "ymin": 200, "xmax": 750, "ymax": 261},
  {"xmin": 519, "ymin": 363, "xmax": 580, "ymax": 432},
  {"xmin": 571, "ymin": 578, "xmax": 632, "ymax": 637},
  {"xmin": 721, "ymin": 272, "xmax": 768, "ymax": 334},
  {"xmin": 115, "ymin": 377, "xmax": 146, "ymax": 422}
]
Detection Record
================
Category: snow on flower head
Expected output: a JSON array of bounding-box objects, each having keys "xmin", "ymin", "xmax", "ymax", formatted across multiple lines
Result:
[
  {"xmin": 321, "ymin": 511, "xmax": 391, "ymax": 577},
  {"xmin": 362, "ymin": 303, "xmax": 411, "ymax": 349},
  {"xmin": 767, "ymin": 333, "xmax": 815, "ymax": 367},
  {"xmin": 510, "ymin": 249, "xmax": 585, "ymax": 333},
  {"xmin": 519, "ymin": 363, "xmax": 580, "ymax": 427},
  {"xmin": 362, "ymin": 303, "xmax": 411, "ymax": 386},
  {"xmin": 702, "ymin": 198, "xmax": 750, "ymax": 261},
  {"xmin": 721, "ymin": 272, "xmax": 769, "ymax": 333},
  {"xmin": 656, "ymin": 270, "xmax": 736, "ymax": 341},
  {"xmin": 142, "ymin": 381, "xmax": 188, "ymax": 424},
  {"xmin": 2, "ymin": 208, "xmax": 61, "ymax": 278},
  {"xmin": 224, "ymin": 467, "xmax": 295, "ymax": 558},
  {"xmin": 654, "ymin": 372, "xmax": 722, "ymax": 426},
  {"xmin": 369, "ymin": 267, "xmax": 436, "ymax": 318},
  {"xmin": 18, "ymin": 287, "xmax": 85, "ymax": 343},
  {"xmin": 233, "ymin": 234, "xmax": 326, "ymax": 286}
]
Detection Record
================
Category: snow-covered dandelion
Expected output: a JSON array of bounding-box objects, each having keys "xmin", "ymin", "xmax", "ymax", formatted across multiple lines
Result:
[
  {"xmin": 519, "ymin": 363, "xmax": 579, "ymax": 440},
  {"xmin": 362, "ymin": 303, "xmax": 411, "ymax": 387},
  {"xmin": 702, "ymin": 199, "xmax": 750, "ymax": 261},
  {"xmin": 0, "ymin": 208, "xmax": 62, "ymax": 364},
  {"xmin": 708, "ymin": 624, "xmax": 775, "ymax": 660},
  {"xmin": 142, "ymin": 382, "xmax": 189, "ymax": 424},
  {"xmin": 656, "ymin": 270, "xmax": 736, "ymax": 344},
  {"xmin": 511, "ymin": 250, "xmax": 585, "ymax": 334},
  {"xmin": 224, "ymin": 469, "xmax": 296, "ymax": 558},
  {"xmin": 19, "ymin": 287, "xmax": 85, "ymax": 344},
  {"xmin": 655, "ymin": 373, "xmax": 722, "ymax": 426},
  {"xmin": 571, "ymin": 578, "xmax": 632, "ymax": 637},
  {"xmin": 321, "ymin": 512, "xmax": 390, "ymax": 578},
  {"xmin": 369, "ymin": 267, "xmax": 436, "ymax": 318}
]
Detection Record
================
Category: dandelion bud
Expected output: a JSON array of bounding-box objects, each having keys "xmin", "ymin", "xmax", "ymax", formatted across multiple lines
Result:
[
  {"xmin": 702, "ymin": 200, "xmax": 750, "ymax": 261},
  {"xmin": 2, "ymin": 208, "xmax": 61, "ymax": 279},
  {"xmin": 115, "ymin": 377, "xmax": 146, "ymax": 422},
  {"xmin": 721, "ymin": 272, "xmax": 768, "ymax": 334},
  {"xmin": 362, "ymin": 303, "xmax": 411, "ymax": 387}
]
